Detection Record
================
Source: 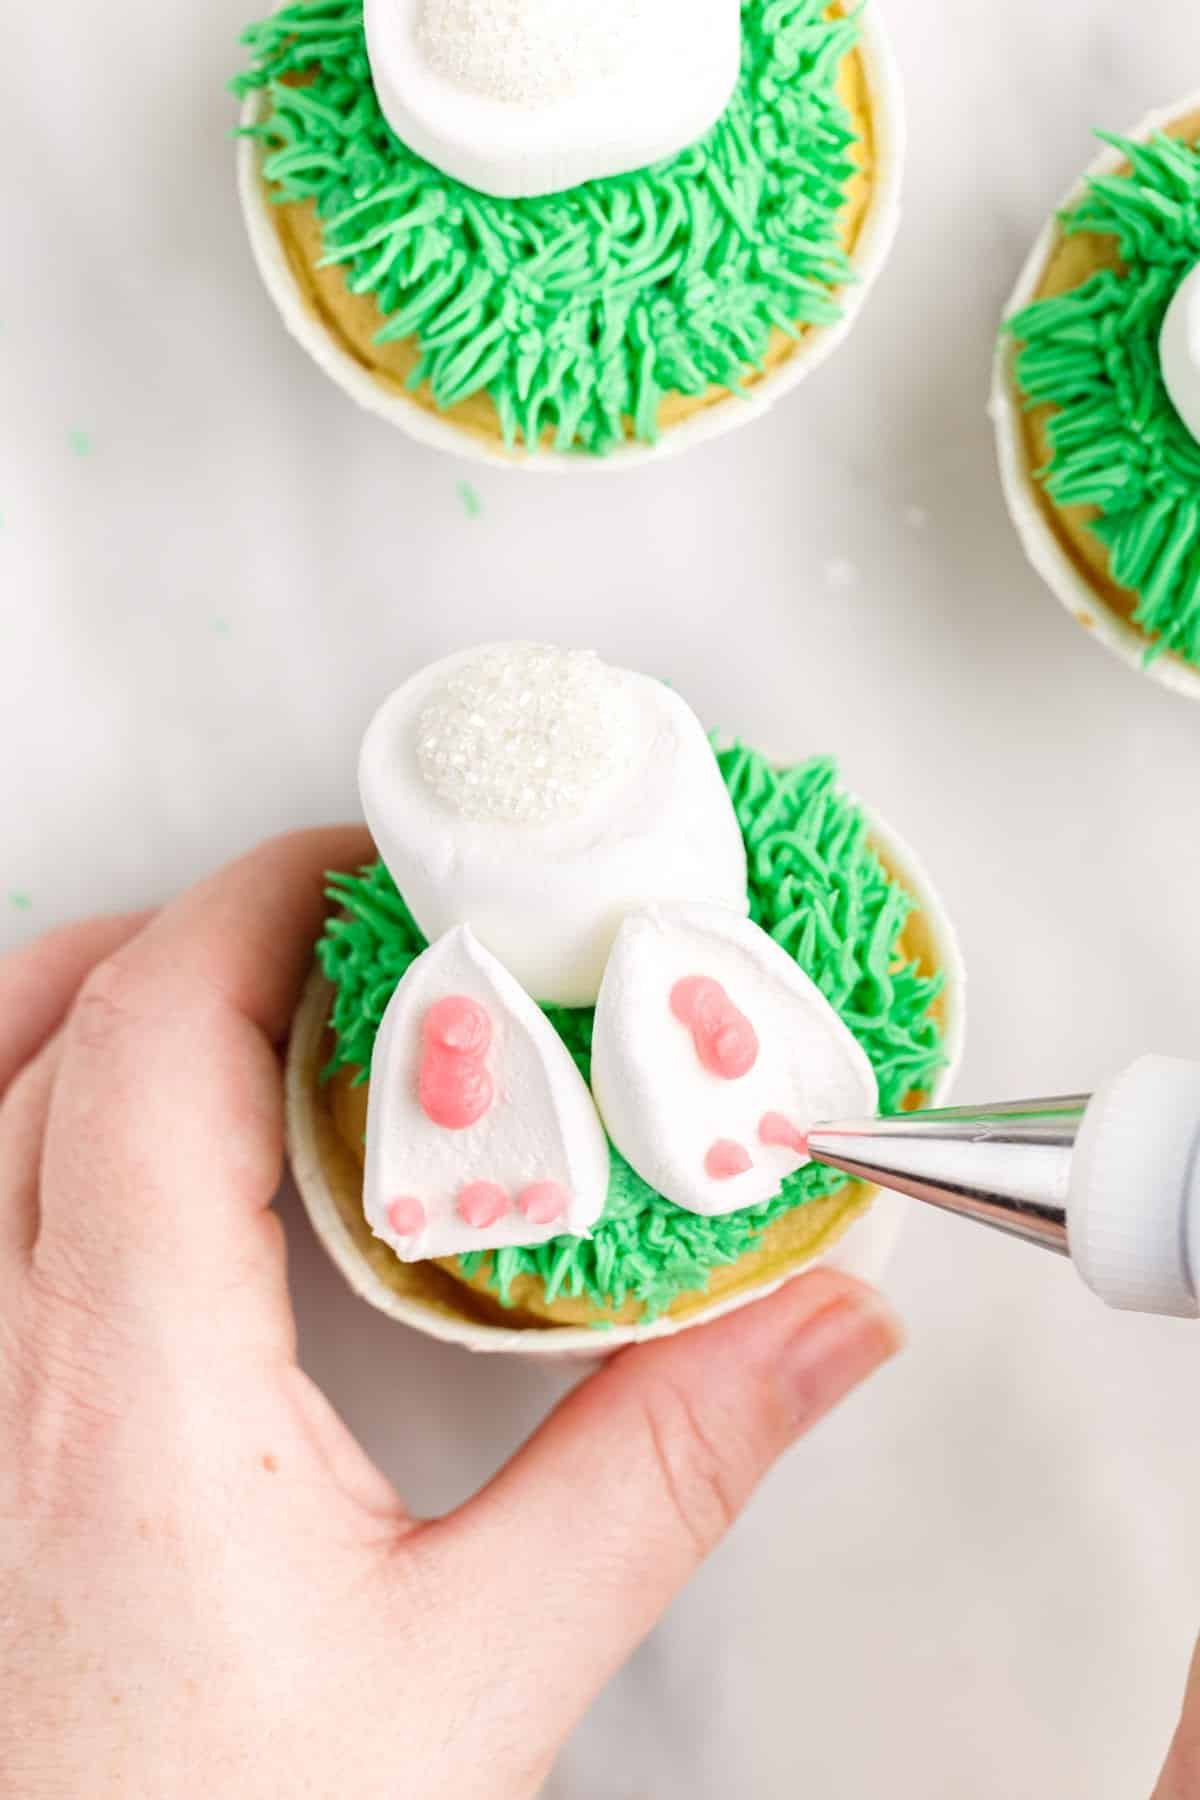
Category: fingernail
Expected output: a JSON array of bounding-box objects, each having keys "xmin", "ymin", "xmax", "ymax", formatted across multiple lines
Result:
[{"xmin": 775, "ymin": 1290, "xmax": 904, "ymax": 1434}]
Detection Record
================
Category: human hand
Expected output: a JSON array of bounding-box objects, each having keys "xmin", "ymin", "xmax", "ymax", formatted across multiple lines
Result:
[{"xmin": 0, "ymin": 831, "xmax": 901, "ymax": 1800}]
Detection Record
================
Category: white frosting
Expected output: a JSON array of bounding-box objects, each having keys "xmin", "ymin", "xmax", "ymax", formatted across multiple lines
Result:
[
  {"xmin": 359, "ymin": 643, "xmax": 748, "ymax": 1006},
  {"xmin": 364, "ymin": 924, "xmax": 609, "ymax": 1260},
  {"xmin": 1159, "ymin": 260, "xmax": 1200, "ymax": 446},
  {"xmin": 590, "ymin": 902, "xmax": 879, "ymax": 1217},
  {"xmin": 363, "ymin": 0, "xmax": 740, "ymax": 200}
]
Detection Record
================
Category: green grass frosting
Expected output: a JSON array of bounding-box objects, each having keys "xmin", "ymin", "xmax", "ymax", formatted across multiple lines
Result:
[
  {"xmin": 316, "ymin": 745, "xmax": 945, "ymax": 1320},
  {"xmin": 1005, "ymin": 130, "xmax": 1200, "ymax": 666},
  {"xmin": 234, "ymin": 0, "xmax": 863, "ymax": 455}
]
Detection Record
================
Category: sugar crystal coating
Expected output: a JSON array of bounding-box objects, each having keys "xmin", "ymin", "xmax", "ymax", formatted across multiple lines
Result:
[
  {"xmin": 416, "ymin": 645, "xmax": 630, "ymax": 825},
  {"xmin": 418, "ymin": 0, "xmax": 652, "ymax": 105}
]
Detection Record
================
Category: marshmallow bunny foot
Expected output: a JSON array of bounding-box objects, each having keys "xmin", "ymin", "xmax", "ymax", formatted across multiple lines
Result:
[
  {"xmin": 590, "ymin": 903, "xmax": 879, "ymax": 1218},
  {"xmin": 364, "ymin": 925, "xmax": 609, "ymax": 1261}
]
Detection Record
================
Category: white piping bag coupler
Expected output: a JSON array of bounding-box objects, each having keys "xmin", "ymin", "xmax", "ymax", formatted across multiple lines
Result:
[{"xmin": 806, "ymin": 1055, "xmax": 1200, "ymax": 1319}]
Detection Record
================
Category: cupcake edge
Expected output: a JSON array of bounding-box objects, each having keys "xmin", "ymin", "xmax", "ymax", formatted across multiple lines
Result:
[
  {"xmin": 990, "ymin": 90, "xmax": 1200, "ymax": 701},
  {"xmin": 283, "ymin": 781, "xmax": 966, "ymax": 1359},
  {"xmin": 236, "ymin": 6, "xmax": 905, "ymax": 473}
]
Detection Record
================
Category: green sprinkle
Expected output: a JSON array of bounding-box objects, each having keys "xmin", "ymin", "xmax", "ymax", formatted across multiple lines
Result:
[
  {"xmin": 456, "ymin": 480, "xmax": 482, "ymax": 519},
  {"xmin": 233, "ymin": 0, "xmax": 861, "ymax": 457},
  {"xmin": 316, "ymin": 745, "xmax": 945, "ymax": 1321},
  {"xmin": 8, "ymin": 892, "xmax": 32, "ymax": 911},
  {"xmin": 212, "ymin": 616, "xmax": 233, "ymax": 636},
  {"xmin": 1004, "ymin": 129, "xmax": 1200, "ymax": 666},
  {"xmin": 67, "ymin": 430, "xmax": 92, "ymax": 457}
]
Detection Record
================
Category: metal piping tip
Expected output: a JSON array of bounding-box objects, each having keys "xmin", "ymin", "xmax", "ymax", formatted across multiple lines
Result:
[{"xmin": 805, "ymin": 1095, "xmax": 1091, "ymax": 1255}]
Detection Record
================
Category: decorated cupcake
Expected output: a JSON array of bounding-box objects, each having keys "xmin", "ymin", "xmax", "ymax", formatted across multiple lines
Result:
[
  {"xmin": 234, "ymin": 0, "xmax": 902, "ymax": 467},
  {"xmin": 994, "ymin": 95, "xmax": 1200, "ymax": 696},
  {"xmin": 285, "ymin": 643, "xmax": 964, "ymax": 1354}
]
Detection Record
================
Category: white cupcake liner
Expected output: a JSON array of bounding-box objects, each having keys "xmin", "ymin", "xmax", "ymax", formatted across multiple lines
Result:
[
  {"xmin": 284, "ymin": 789, "xmax": 966, "ymax": 1358},
  {"xmin": 990, "ymin": 90, "xmax": 1200, "ymax": 702},
  {"xmin": 237, "ymin": 8, "xmax": 904, "ymax": 472}
]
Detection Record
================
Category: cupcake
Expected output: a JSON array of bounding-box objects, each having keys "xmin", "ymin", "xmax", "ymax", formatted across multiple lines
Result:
[
  {"xmin": 234, "ymin": 0, "xmax": 903, "ymax": 467},
  {"xmin": 285, "ymin": 643, "xmax": 964, "ymax": 1355},
  {"xmin": 994, "ymin": 95, "xmax": 1200, "ymax": 696}
]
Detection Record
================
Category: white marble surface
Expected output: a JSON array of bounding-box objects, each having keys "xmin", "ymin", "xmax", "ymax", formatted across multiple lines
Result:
[{"xmin": 6, "ymin": 0, "xmax": 1200, "ymax": 1793}]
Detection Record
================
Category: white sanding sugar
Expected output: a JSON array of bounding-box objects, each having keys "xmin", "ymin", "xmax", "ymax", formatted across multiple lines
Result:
[
  {"xmin": 418, "ymin": 0, "xmax": 653, "ymax": 105},
  {"xmin": 416, "ymin": 644, "xmax": 632, "ymax": 825}
]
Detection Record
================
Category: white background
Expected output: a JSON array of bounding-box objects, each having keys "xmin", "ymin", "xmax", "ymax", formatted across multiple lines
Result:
[{"xmin": 6, "ymin": 2, "xmax": 1200, "ymax": 1794}]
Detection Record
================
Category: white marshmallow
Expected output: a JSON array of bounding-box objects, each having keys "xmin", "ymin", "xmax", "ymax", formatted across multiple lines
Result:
[
  {"xmin": 363, "ymin": 0, "xmax": 741, "ymax": 200},
  {"xmin": 359, "ymin": 644, "xmax": 748, "ymax": 1006},
  {"xmin": 1160, "ymin": 260, "xmax": 1200, "ymax": 446},
  {"xmin": 591, "ymin": 902, "xmax": 879, "ymax": 1217},
  {"xmin": 364, "ymin": 924, "xmax": 609, "ymax": 1260}
]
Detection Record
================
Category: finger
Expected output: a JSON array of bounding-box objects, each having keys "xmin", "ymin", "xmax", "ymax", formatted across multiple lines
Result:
[
  {"xmin": 422, "ymin": 1269, "xmax": 901, "ymax": 1746},
  {"xmin": 282, "ymin": 1363, "xmax": 414, "ymax": 1531},
  {"xmin": 1153, "ymin": 1635, "xmax": 1200, "ymax": 1799},
  {"xmin": 0, "ymin": 912, "xmax": 151, "ymax": 1096},
  {"xmin": 0, "ymin": 1033, "xmax": 64, "ymax": 1268},
  {"xmin": 35, "ymin": 827, "xmax": 370, "ymax": 1341}
]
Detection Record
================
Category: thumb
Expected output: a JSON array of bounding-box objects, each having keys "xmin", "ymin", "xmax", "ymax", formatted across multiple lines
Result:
[{"xmin": 425, "ymin": 1267, "xmax": 900, "ymax": 1750}]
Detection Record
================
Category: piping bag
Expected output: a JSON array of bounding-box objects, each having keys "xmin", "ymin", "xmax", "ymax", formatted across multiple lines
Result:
[{"xmin": 806, "ymin": 1055, "xmax": 1200, "ymax": 1319}]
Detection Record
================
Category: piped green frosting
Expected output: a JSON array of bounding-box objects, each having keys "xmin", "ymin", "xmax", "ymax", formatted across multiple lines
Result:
[
  {"xmin": 1005, "ymin": 129, "xmax": 1200, "ymax": 666},
  {"xmin": 234, "ymin": 0, "xmax": 864, "ymax": 456},
  {"xmin": 317, "ymin": 745, "xmax": 945, "ymax": 1320}
]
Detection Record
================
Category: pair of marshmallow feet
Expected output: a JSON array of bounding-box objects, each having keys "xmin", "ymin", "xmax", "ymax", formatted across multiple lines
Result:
[{"xmin": 365, "ymin": 905, "xmax": 877, "ymax": 1262}]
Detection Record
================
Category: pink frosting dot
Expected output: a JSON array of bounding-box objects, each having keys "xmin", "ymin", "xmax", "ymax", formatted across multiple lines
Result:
[
  {"xmin": 670, "ymin": 976, "xmax": 758, "ymax": 1080},
  {"xmin": 759, "ymin": 1112, "xmax": 807, "ymax": 1155},
  {"xmin": 418, "ymin": 994, "xmax": 495, "ymax": 1130},
  {"xmin": 704, "ymin": 1140, "xmax": 752, "ymax": 1180},
  {"xmin": 517, "ymin": 1181, "xmax": 570, "ymax": 1225},
  {"xmin": 426, "ymin": 994, "xmax": 491, "ymax": 1057},
  {"xmin": 386, "ymin": 1196, "xmax": 426, "ymax": 1236},
  {"xmin": 457, "ymin": 1182, "xmax": 510, "ymax": 1229}
]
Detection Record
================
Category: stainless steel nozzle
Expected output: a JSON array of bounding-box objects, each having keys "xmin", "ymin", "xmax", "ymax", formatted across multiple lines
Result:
[{"xmin": 806, "ymin": 1095, "xmax": 1092, "ymax": 1254}]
